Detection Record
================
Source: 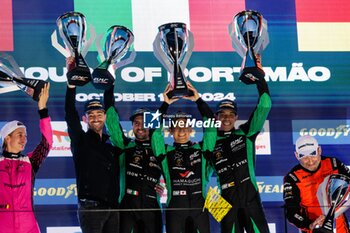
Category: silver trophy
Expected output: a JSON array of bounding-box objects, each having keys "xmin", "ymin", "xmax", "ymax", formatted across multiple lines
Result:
[
  {"xmin": 153, "ymin": 22, "xmax": 194, "ymax": 98},
  {"xmin": 228, "ymin": 10, "xmax": 269, "ymax": 85},
  {"xmin": 51, "ymin": 12, "xmax": 95, "ymax": 86},
  {"xmin": 0, "ymin": 53, "xmax": 48, "ymax": 101},
  {"xmin": 92, "ymin": 25, "xmax": 136, "ymax": 90},
  {"xmin": 315, "ymin": 174, "xmax": 350, "ymax": 233}
]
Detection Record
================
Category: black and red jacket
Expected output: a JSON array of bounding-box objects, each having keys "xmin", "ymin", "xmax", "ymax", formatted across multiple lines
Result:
[{"xmin": 283, "ymin": 156, "xmax": 350, "ymax": 233}]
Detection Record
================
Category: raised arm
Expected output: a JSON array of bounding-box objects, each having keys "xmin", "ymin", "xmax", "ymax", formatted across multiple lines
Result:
[
  {"xmin": 64, "ymin": 57, "xmax": 84, "ymax": 146},
  {"xmin": 184, "ymin": 82, "xmax": 216, "ymax": 152},
  {"xmin": 29, "ymin": 83, "xmax": 53, "ymax": 173},
  {"xmin": 240, "ymin": 58, "xmax": 272, "ymax": 137},
  {"xmin": 104, "ymin": 84, "xmax": 129, "ymax": 149},
  {"xmin": 151, "ymin": 84, "xmax": 173, "ymax": 159}
]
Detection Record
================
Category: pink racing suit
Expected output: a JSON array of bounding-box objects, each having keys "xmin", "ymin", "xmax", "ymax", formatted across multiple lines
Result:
[{"xmin": 0, "ymin": 115, "xmax": 52, "ymax": 233}]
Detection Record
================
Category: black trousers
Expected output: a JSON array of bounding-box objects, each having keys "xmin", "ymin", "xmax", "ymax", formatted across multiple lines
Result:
[
  {"xmin": 165, "ymin": 196, "xmax": 210, "ymax": 233},
  {"xmin": 221, "ymin": 190, "xmax": 270, "ymax": 233},
  {"xmin": 119, "ymin": 194, "xmax": 163, "ymax": 233},
  {"xmin": 78, "ymin": 199, "xmax": 120, "ymax": 233}
]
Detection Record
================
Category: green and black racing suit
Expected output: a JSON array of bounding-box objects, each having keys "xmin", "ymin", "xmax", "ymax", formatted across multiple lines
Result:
[
  {"xmin": 152, "ymin": 98, "xmax": 217, "ymax": 233},
  {"xmin": 206, "ymin": 79, "xmax": 272, "ymax": 233},
  {"xmin": 104, "ymin": 86, "xmax": 163, "ymax": 233}
]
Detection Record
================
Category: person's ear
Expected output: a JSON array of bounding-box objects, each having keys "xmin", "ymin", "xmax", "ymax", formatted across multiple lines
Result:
[
  {"xmin": 294, "ymin": 151, "xmax": 299, "ymax": 160},
  {"xmin": 82, "ymin": 115, "xmax": 88, "ymax": 123},
  {"xmin": 317, "ymin": 146, "xmax": 322, "ymax": 156}
]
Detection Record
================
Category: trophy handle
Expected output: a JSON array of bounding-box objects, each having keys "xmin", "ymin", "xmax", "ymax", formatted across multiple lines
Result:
[
  {"xmin": 253, "ymin": 17, "xmax": 269, "ymax": 55},
  {"xmin": 51, "ymin": 30, "xmax": 71, "ymax": 58},
  {"xmin": 95, "ymin": 33, "xmax": 106, "ymax": 63},
  {"xmin": 178, "ymin": 30, "xmax": 194, "ymax": 71},
  {"xmin": 334, "ymin": 198, "xmax": 350, "ymax": 218},
  {"xmin": 81, "ymin": 25, "xmax": 96, "ymax": 58},
  {"xmin": 0, "ymin": 85, "xmax": 20, "ymax": 94},
  {"xmin": 114, "ymin": 50, "xmax": 136, "ymax": 70},
  {"xmin": 228, "ymin": 20, "xmax": 246, "ymax": 58},
  {"xmin": 153, "ymin": 33, "xmax": 173, "ymax": 73},
  {"xmin": 0, "ymin": 53, "xmax": 25, "ymax": 77}
]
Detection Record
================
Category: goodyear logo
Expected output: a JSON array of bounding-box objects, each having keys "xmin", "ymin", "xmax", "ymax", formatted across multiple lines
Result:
[
  {"xmin": 34, "ymin": 179, "xmax": 77, "ymax": 205},
  {"xmin": 292, "ymin": 120, "xmax": 350, "ymax": 144}
]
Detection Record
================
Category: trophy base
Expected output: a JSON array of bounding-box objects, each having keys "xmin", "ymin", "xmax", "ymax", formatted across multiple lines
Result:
[
  {"xmin": 91, "ymin": 68, "xmax": 115, "ymax": 90},
  {"xmin": 67, "ymin": 66, "xmax": 92, "ymax": 86},
  {"xmin": 31, "ymin": 80, "xmax": 48, "ymax": 101},
  {"xmin": 313, "ymin": 227, "xmax": 333, "ymax": 233},
  {"xmin": 13, "ymin": 77, "xmax": 48, "ymax": 102},
  {"xmin": 167, "ymin": 89, "xmax": 194, "ymax": 99},
  {"xmin": 239, "ymin": 67, "xmax": 265, "ymax": 85}
]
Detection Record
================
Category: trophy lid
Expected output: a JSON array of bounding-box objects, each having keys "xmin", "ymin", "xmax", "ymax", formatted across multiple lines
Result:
[
  {"xmin": 158, "ymin": 22, "xmax": 187, "ymax": 31},
  {"xmin": 234, "ymin": 10, "xmax": 262, "ymax": 19},
  {"xmin": 107, "ymin": 25, "xmax": 134, "ymax": 36},
  {"xmin": 56, "ymin": 11, "xmax": 86, "ymax": 23},
  {"xmin": 103, "ymin": 25, "xmax": 134, "ymax": 64}
]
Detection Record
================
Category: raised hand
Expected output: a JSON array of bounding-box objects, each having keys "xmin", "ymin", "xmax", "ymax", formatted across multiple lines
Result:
[
  {"xmin": 154, "ymin": 183, "xmax": 165, "ymax": 196},
  {"xmin": 66, "ymin": 57, "xmax": 76, "ymax": 88},
  {"xmin": 38, "ymin": 83, "xmax": 50, "ymax": 110},
  {"xmin": 309, "ymin": 215, "xmax": 325, "ymax": 230},
  {"xmin": 182, "ymin": 81, "xmax": 200, "ymax": 102},
  {"xmin": 163, "ymin": 84, "xmax": 180, "ymax": 105},
  {"xmin": 256, "ymin": 54, "xmax": 262, "ymax": 70}
]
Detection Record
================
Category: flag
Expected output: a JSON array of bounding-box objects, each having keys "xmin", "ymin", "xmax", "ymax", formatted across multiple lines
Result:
[
  {"xmin": 295, "ymin": 0, "xmax": 350, "ymax": 51},
  {"xmin": 75, "ymin": 0, "xmax": 245, "ymax": 52},
  {"xmin": 204, "ymin": 186, "xmax": 232, "ymax": 222},
  {"xmin": 0, "ymin": 0, "xmax": 13, "ymax": 51}
]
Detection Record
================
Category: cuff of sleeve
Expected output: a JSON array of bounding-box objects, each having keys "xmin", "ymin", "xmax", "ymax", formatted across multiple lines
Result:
[
  {"xmin": 195, "ymin": 97, "xmax": 204, "ymax": 105},
  {"xmin": 159, "ymin": 102, "xmax": 169, "ymax": 114},
  {"xmin": 38, "ymin": 108, "xmax": 49, "ymax": 119}
]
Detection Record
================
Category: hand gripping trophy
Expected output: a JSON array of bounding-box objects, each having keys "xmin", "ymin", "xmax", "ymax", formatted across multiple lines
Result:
[
  {"xmin": 314, "ymin": 174, "xmax": 350, "ymax": 233},
  {"xmin": 92, "ymin": 25, "xmax": 136, "ymax": 90},
  {"xmin": 51, "ymin": 12, "xmax": 95, "ymax": 86},
  {"xmin": 228, "ymin": 10, "xmax": 269, "ymax": 85},
  {"xmin": 153, "ymin": 22, "xmax": 194, "ymax": 98},
  {"xmin": 0, "ymin": 53, "xmax": 48, "ymax": 101}
]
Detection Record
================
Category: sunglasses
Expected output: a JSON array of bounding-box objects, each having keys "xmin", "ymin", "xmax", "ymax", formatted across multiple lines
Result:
[{"xmin": 298, "ymin": 150, "xmax": 317, "ymax": 159}]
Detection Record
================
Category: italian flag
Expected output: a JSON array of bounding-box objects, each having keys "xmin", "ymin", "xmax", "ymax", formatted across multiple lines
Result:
[{"xmin": 74, "ymin": 0, "xmax": 245, "ymax": 52}]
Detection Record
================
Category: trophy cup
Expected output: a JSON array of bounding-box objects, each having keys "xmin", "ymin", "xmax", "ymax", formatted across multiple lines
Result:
[
  {"xmin": 0, "ymin": 53, "xmax": 48, "ymax": 101},
  {"xmin": 92, "ymin": 25, "xmax": 136, "ymax": 90},
  {"xmin": 51, "ymin": 12, "xmax": 95, "ymax": 86},
  {"xmin": 314, "ymin": 174, "xmax": 350, "ymax": 233},
  {"xmin": 228, "ymin": 10, "xmax": 269, "ymax": 85},
  {"xmin": 153, "ymin": 22, "xmax": 194, "ymax": 98}
]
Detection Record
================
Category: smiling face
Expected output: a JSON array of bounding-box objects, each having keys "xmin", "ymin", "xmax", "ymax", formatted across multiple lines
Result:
[
  {"xmin": 83, "ymin": 109, "xmax": 106, "ymax": 134},
  {"xmin": 295, "ymin": 147, "xmax": 322, "ymax": 172},
  {"xmin": 132, "ymin": 115, "xmax": 150, "ymax": 141},
  {"xmin": 217, "ymin": 109, "xmax": 238, "ymax": 132},
  {"xmin": 5, "ymin": 128, "xmax": 27, "ymax": 153},
  {"xmin": 170, "ymin": 118, "xmax": 192, "ymax": 144}
]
